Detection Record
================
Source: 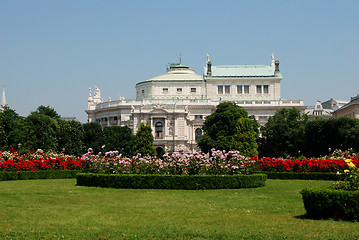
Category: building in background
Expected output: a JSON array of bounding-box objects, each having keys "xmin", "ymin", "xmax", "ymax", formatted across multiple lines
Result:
[
  {"xmin": 333, "ymin": 95, "xmax": 359, "ymax": 119},
  {"xmin": 304, "ymin": 101, "xmax": 334, "ymax": 119},
  {"xmin": 86, "ymin": 54, "xmax": 305, "ymax": 153}
]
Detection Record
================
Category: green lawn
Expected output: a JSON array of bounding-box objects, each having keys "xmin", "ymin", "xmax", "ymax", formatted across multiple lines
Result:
[{"xmin": 1, "ymin": 179, "xmax": 358, "ymax": 239}]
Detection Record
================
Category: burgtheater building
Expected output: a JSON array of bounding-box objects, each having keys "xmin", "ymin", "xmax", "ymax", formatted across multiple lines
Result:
[{"xmin": 86, "ymin": 54, "xmax": 305, "ymax": 153}]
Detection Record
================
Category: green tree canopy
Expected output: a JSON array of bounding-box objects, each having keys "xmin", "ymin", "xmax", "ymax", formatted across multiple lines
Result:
[
  {"xmin": 132, "ymin": 123, "xmax": 156, "ymax": 156},
  {"xmin": 259, "ymin": 107, "xmax": 308, "ymax": 157},
  {"xmin": 198, "ymin": 101, "xmax": 259, "ymax": 156},
  {"xmin": 82, "ymin": 122, "xmax": 104, "ymax": 154},
  {"xmin": 103, "ymin": 126, "xmax": 134, "ymax": 157},
  {"xmin": 33, "ymin": 105, "xmax": 60, "ymax": 119},
  {"xmin": 0, "ymin": 106, "xmax": 22, "ymax": 149},
  {"xmin": 20, "ymin": 112, "xmax": 60, "ymax": 151},
  {"xmin": 57, "ymin": 119, "xmax": 85, "ymax": 156}
]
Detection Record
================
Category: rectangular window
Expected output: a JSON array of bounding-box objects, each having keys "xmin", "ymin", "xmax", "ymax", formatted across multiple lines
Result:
[
  {"xmin": 244, "ymin": 85, "xmax": 250, "ymax": 94},
  {"xmin": 142, "ymin": 89, "xmax": 145, "ymax": 94},
  {"xmin": 237, "ymin": 85, "xmax": 243, "ymax": 94},
  {"xmin": 256, "ymin": 85, "xmax": 262, "ymax": 94},
  {"xmin": 218, "ymin": 86, "xmax": 223, "ymax": 94},
  {"xmin": 191, "ymin": 88, "xmax": 196, "ymax": 93},
  {"xmin": 263, "ymin": 85, "xmax": 269, "ymax": 94},
  {"xmin": 225, "ymin": 85, "xmax": 231, "ymax": 94},
  {"xmin": 177, "ymin": 88, "xmax": 182, "ymax": 92},
  {"xmin": 195, "ymin": 115, "xmax": 203, "ymax": 119}
]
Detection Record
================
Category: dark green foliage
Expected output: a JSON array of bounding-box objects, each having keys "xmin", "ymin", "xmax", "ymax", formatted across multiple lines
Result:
[
  {"xmin": 103, "ymin": 126, "xmax": 134, "ymax": 157},
  {"xmin": 0, "ymin": 106, "xmax": 21, "ymax": 149},
  {"xmin": 21, "ymin": 112, "xmax": 60, "ymax": 151},
  {"xmin": 33, "ymin": 105, "xmax": 61, "ymax": 119},
  {"xmin": 259, "ymin": 108, "xmax": 308, "ymax": 157},
  {"xmin": 76, "ymin": 173, "xmax": 267, "ymax": 189},
  {"xmin": 132, "ymin": 123, "xmax": 156, "ymax": 156},
  {"xmin": 198, "ymin": 101, "xmax": 259, "ymax": 156},
  {"xmin": 301, "ymin": 187, "xmax": 359, "ymax": 221},
  {"xmin": 0, "ymin": 170, "xmax": 80, "ymax": 181},
  {"xmin": 57, "ymin": 120, "xmax": 85, "ymax": 156},
  {"xmin": 262, "ymin": 171, "xmax": 343, "ymax": 180},
  {"xmin": 82, "ymin": 122, "xmax": 105, "ymax": 153},
  {"xmin": 304, "ymin": 117, "xmax": 359, "ymax": 157}
]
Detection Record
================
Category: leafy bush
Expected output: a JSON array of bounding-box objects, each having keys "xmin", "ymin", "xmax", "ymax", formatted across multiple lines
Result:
[
  {"xmin": 301, "ymin": 187, "xmax": 359, "ymax": 221},
  {"xmin": 76, "ymin": 173, "xmax": 267, "ymax": 190},
  {"xmin": 0, "ymin": 170, "xmax": 80, "ymax": 181}
]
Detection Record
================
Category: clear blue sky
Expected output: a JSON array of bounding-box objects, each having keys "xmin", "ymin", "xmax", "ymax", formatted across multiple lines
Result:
[{"xmin": 1, "ymin": 0, "xmax": 358, "ymax": 122}]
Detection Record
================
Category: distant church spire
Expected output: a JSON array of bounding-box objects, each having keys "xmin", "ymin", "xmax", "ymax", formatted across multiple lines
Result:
[{"xmin": 1, "ymin": 86, "xmax": 6, "ymax": 111}]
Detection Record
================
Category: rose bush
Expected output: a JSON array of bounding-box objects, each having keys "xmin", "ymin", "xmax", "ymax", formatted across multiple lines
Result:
[{"xmin": 81, "ymin": 148, "xmax": 258, "ymax": 175}]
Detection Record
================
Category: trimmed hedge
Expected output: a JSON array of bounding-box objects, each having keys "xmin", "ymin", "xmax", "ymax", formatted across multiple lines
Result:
[
  {"xmin": 0, "ymin": 170, "xmax": 81, "ymax": 181},
  {"xmin": 261, "ymin": 171, "xmax": 343, "ymax": 180},
  {"xmin": 76, "ymin": 173, "xmax": 267, "ymax": 190},
  {"xmin": 301, "ymin": 188, "xmax": 359, "ymax": 221}
]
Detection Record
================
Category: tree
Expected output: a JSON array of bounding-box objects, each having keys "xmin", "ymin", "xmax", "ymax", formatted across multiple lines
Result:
[
  {"xmin": 34, "ymin": 105, "xmax": 60, "ymax": 119},
  {"xmin": 103, "ymin": 126, "xmax": 134, "ymax": 157},
  {"xmin": 0, "ymin": 106, "xmax": 22, "ymax": 149},
  {"xmin": 198, "ymin": 101, "xmax": 259, "ymax": 156},
  {"xmin": 58, "ymin": 119, "xmax": 85, "ymax": 156},
  {"xmin": 21, "ymin": 112, "xmax": 60, "ymax": 151},
  {"xmin": 304, "ymin": 117, "xmax": 359, "ymax": 157},
  {"xmin": 259, "ymin": 107, "xmax": 308, "ymax": 157},
  {"xmin": 132, "ymin": 123, "xmax": 156, "ymax": 156},
  {"xmin": 82, "ymin": 122, "xmax": 104, "ymax": 154}
]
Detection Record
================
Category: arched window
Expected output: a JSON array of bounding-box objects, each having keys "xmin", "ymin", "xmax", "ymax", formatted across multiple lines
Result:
[
  {"xmin": 155, "ymin": 121, "xmax": 163, "ymax": 138},
  {"xmin": 195, "ymin": 128, "xmax": 202, "ymax": 142}
]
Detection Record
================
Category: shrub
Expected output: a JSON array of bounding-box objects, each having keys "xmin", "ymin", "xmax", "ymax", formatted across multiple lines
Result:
[
  {"xmin": 301, "ymin": 187, "xmax": 359, "ymax": 221},
  {"xmin": 0, "ymin": 170, "xmax": 80, "ymax": 181},
  {"xmin": 76, "ymin": 173, "xmax": 267, "ymax": 190}
]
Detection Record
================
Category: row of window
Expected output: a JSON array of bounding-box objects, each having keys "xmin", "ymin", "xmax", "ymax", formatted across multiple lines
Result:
[
  {"xmin": 163, "ymin": 87, "xmax": 197, "ymax": 93},
  {"xmin": 218, "ymin": 85, "xmax": 269, "ymax": 94}
]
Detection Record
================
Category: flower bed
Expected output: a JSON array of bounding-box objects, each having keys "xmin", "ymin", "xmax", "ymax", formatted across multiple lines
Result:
[
  {"xmin": 81, "ymin": 148, "xmax": 257, "ymax": 175},
  {"xmin": 0, "ymin": 149, "xmax": 84, "ymax": 173},
  {"xmin": 257, "ymin": 157, "xmax": 359, "ymax": 173}
]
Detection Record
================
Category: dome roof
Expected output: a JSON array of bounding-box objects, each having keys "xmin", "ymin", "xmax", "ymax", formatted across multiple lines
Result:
[{"xmin": 146, "ymin": 63, "xmax": 204, "ymax": 82}]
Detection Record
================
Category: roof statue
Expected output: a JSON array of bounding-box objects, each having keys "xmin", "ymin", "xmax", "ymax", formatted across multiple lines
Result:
[
  {"xmin": 1, "ymin": 86, "xmax": 6, "ymax": 111},
  {"xmin": 206, "ymin": 53, "xmax": 210, "ymax": 63},
  {"xmin": 271, "ymin": 53, "xmax": 275, "ymax": 67}
]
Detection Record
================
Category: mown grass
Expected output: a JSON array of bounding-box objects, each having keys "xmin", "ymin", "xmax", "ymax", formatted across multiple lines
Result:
[{"xmin": 1, "ymin": 179, "xmax": 358, "ymax": 239}]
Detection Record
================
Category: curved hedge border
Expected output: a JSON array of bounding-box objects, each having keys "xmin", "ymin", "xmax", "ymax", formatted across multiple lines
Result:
[
  {"xmin": 301, "ymin": 188, "xmax": 359, "ymax": 221},
  {"xmin": 76, "ymin": 173, "xmax": 267, "ymax": 190},
  {"xmin": 261, "ymin": 172, "xmax": 343, "ymax": 180},
  {"xmin": 0, "ymin": 170, "xmax": 81, "ymax": 181}
]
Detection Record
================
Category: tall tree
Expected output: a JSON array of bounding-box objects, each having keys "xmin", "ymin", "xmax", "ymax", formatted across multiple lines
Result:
[
  {"xmin": 83, "ymin": 122, "xmax": 104, "ymax": 154},
  {"xmin": 103, "ymin": 126, "xmax": 134, "ymax": 157},
  {"xmin": 21, "ymin": 112, "xmax": 60, "ymax": 151},
  {"xmin": 198, "ymin": 101, "xmax": 259, "ymax": 156},
  {"xmin": 0, "ymin": 106, "xmax": 21, "ymax": 149},
  {"xmin": 34, "ymin": 105, "xmax": 60, "ymax": 119},
  {"xmin": 259, "ymin": 107, "xmax": 308, "ymax": 157},
  {"xmin": 132, "ymin": 123, "xmax": 156, "ymax": 156},
  {"xmin": 58, "ymin": 119, "xmax": 85, "ymax": 156}
]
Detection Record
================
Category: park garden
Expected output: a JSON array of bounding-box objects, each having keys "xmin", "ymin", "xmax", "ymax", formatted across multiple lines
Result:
[{"xmin": 1, "ymin": 102, "xmax": 359, "ymax": 239}]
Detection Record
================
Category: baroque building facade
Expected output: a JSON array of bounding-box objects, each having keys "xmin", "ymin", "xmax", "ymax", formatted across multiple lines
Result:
[{"xmin": 86, "ymin": 54, "xmax": 305, "ymax": 153}]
